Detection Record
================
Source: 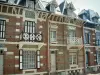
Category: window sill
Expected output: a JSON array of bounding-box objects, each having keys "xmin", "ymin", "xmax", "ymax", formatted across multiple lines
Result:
[
  {"xmin": 84, "ymin": 44, "xmax": 90, "ymax": 45},
  {"xmin": 70, "ymin": 64, "xmax": 78, "ymax": 69},
  {"xmin": 23, "ymin": 69, "xmax": 37, "ymax": 73},
  {"xmin": 0, "ymin": 39, "xmax": 6, "ymax": 42},
  {"xmin": 50, "ymin": 41, "xmax": 58, "ymax": 44}
]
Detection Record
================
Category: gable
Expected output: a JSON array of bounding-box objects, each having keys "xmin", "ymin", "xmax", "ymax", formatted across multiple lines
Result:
[{"xmin": 36, "ymin": 0, "xmax": 46, "ymax": 11}]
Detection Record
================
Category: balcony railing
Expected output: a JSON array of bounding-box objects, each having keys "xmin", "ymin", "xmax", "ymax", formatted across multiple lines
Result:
[
  {"xmin": 20, "ymin": 32, "xmax": 43, "ymax": 42},
  {"xmin": 67, "ymin": 37, "xmax": 83, "ymax": 45}
]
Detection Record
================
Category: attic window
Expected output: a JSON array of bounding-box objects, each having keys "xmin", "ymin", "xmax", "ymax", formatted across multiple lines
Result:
[
  {"xmin": 26, "ymin": 0, "xmax": 34, "ymax": 9},
  {"xmin": 50, "ymin": 5, "xmax": 55, "ymax": 12},
  {"xmin": 70, "ymin": 19, "xmax": 74, "ymax": 23}
]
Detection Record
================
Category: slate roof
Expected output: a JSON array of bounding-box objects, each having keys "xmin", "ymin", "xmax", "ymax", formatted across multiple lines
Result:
[{"xmin": 78, "ymin": 9, "xmax": 100, "ymax": 25}]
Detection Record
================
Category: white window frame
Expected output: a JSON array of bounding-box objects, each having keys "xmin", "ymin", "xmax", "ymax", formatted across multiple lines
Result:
[
  {"xmin": 20, "ymin": 50, "xmax": 41, "ymax": 70},
  {"xmin": 67, "ymin": 26, "xmax": 76, "ymax": 37},
  {"xmin": 0, "ymin": 19, "xmax": 6, "ymax": 39},
  {"xmin": 69, "ymin": 53, "xmax": 77, "ymax": 65},
  {"xmin": 50, "ymin": 28, "xmax": 57, "ymax": 43}
]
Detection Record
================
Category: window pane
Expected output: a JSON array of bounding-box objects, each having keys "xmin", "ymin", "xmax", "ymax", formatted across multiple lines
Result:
[
  {"xmin": 73, "ymin": 55, "xmax": 77, "ymax": 64},
  {"xmin": 24, "ymin": 21, "xmax": 35, "ymax": 33},
  {"xmin": 23, "ymin": 51, "xmax": 36, "ymax": 69},
  {"xmin": 50, "ymin": 30, "xmax": 57, "ymax": 42},
  {"xmin": 0, "ymin": 20, "xmax": 5, "ymax": 39}
]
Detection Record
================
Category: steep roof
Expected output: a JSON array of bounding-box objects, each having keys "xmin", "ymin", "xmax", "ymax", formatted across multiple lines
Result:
[{"xmin": 78, "ymin": 9, "xmax": 100, "ymax": 24}]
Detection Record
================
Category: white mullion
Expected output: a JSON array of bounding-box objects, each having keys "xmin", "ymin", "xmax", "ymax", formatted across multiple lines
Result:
[{"xmin": 20, "ymin": 50, "xmax": 23, "ymax": 69}]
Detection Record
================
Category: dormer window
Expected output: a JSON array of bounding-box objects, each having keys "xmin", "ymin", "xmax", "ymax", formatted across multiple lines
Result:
[
  {"xmin": 50, "ymin": 4, "xmax": 55, "ymax": 12},
  {"xmin": 46, "ymin": 0, "xmax": 58, "ymax": 12},
  {"xmin": 26, "ymin": 0, "xmax": 34, "ymax": 9}
]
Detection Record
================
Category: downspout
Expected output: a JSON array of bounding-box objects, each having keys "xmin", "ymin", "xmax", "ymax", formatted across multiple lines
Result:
[
  {"xmin": 83, "ymin": 22, "xmax": 87, "ymax": 73},
  {"xmin": 47, "ymin": 17, "xmax": 50, "ymax": 75}
]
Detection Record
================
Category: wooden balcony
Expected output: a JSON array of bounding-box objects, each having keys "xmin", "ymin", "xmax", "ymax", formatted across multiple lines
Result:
[{"xmin": 67, "ymin": 37, "xmax": 83, "ymax": 50}]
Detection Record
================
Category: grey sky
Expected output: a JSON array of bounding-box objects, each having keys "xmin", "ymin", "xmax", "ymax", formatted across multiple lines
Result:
[{"xmin": 57, "ymin": 0, "xmax": 100, "ymax": 15}]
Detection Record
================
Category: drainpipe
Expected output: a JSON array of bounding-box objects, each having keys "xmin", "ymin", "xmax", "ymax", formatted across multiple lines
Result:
[
  {"xmin": 83, "ymin": 21, "xmax": 87, "ymax": 74},
  {"xmin": 47, "ymin": 19, "xmax": 50, "ymax": 75}
]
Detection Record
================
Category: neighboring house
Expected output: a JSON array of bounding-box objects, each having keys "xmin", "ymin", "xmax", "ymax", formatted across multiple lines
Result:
[
  {"xmin": 79, "ymin": 9, "xmax": 100, "ymax": 73},
  {"xmin": 59, "ymin": 1, "xmax": 77, "ymax": 17}
]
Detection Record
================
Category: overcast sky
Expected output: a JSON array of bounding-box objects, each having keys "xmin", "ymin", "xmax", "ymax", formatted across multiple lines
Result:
[
  {"xmin": 41, "ymin": 0, "xmax": 100, "ymax": 15},
  {"xmin": 57, "ymin": 0, "xmax": 100, "ymax": 15}
]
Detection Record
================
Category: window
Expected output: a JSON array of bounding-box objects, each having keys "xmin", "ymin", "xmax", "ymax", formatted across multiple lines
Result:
[
  {"xmin": 67, "ymin": 26, "xmax": 76, "ymax": 37},
  {"xmin": 69, "ymin": 54, "xmax": 77, "ymax": 65},
  {"xmin": 22, "ymin": 50, "xmax": 36, "ymax": 69},
  {"xmin": 26, "ymin": 0, "xmax": 34, "ymax": 9},
  {"xmin": 19, "ymin": 50, "xmax": 40, "ymax": 70},
  {"xmin": 84, "ymin": 31, "xmax": 91, "ymax": 44},
  {"xmin": 0, "ymin": 20, "xmax": 6, "ymax": 39},
  {"xmin": 96, "ymin": 32, "xmax": 100, "ymax": 45},
  {"xmin": 97, "ymin": 51, "xmax": 100, "ymax": 64},
  {"xmin": 24, "ymin": 21, "xmax": 35, "ymax": 33},
  {"xmin": 68, "ymin": 30, "xmax": 76, "ymax": 37},
  {"xmin": 50, "ymin": 30, "xmax": 57, "ymax": 43},
  {"xmin": 50, "ymin": 5, "xmax": 55, "ymax": 12},
  {"xmin": 86, "ymin": 51, "xmax": 89, "ymax": 66}
]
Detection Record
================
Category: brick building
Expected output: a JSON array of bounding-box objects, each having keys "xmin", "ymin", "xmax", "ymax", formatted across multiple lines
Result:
[
  {"xmin": 0, "ymin": 0, "xmax": 98, "ymax": 75},
  {"xmin": 79, "ymin": 9, "xmax": 100, "ymax": 74}
]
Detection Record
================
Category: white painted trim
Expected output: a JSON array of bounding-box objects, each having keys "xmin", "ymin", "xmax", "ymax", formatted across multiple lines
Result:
[
  {"xmin": 58, "ymin": 52, "xmax": 63, "ymax": 54},
  {"xmin": 50, "ymin": 49, "xmax": 58, "ymax": 51},
  {"xmin": 0, "ymin": 41, "xmax": 46, "ymax": 45},
  {"xmin": 16, "ymin": 16, "xmax": 20, "ymax": 18},
  {"xmin": 85, "ymin": 45, "xmax": 97, "ymax": 47},
  {"xmin": 22, "ymin": 48, "xmax": 38, "ymax": 51},
  {"xmin": 50, "ymin": 25, "xmax": 58, "ymax": 29},
  {"xmin": 23, "ymin": 69, "xmax": 37, "ymax": 74},
  {"xmin": 0, "ymin": 48, "xmax": 7, "ymax": 51},
  {"xmin": 93, "ymin": 38, "xmax": 96, "ymax": 40},
  {"xmin": 0, "ymin": 39, "xmax": 6, "ymax": 41},
  {"xmin": 84, "ymin": 27, "xmax": 95, "ymax": 30},
  {"xmin": 10, "ymin": 72, "xmax": 48, "ymax": 75},
  {"xmin": 92, "ymin": 33, "xmax": 95, "ymax": 35},
  {"xmin": 16, "ymin": 29, "xmax": 20, "ymax": 32},
  {"xmin": 49, "ymin": 21, "xmax": 82, "ymax": 28},
  {"xmin": 15, "ymin": 65, "xmax": 19, "ymax": 68},
  {"xmin": 15, "ymin": 56, "xmax": 19, "ymax": 59},
  {"xmin": 23, "ymin": 18, "xmax": 36, "ymax": 22},
  {"xmin": 15, "ymin": 36, "xmax": 19, "ymax": 39},
  {"xmin": 0, "ymin": 18, "xmax": 9, "ymax": 22},
  {"xmin": 0, "ymin": 12, "xmax": 22, "ymax": 17},
  {"xmin": 40, "ymin": 56, "xmax": 43, "ymax": 58},
  {"xmin": 16, "ymin": 23, "xmax": 20, "ymax": 26},
  {"xmin": 6, "ymin": 52, "xmax": 14, "ymax": 55},
  {"xmin": 40, "ymin": 63, "xmax": 43, "ymax": 66},
  {"xmin": 50, "ymin": 44, "xmax": 66, "ymax": 46}
]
